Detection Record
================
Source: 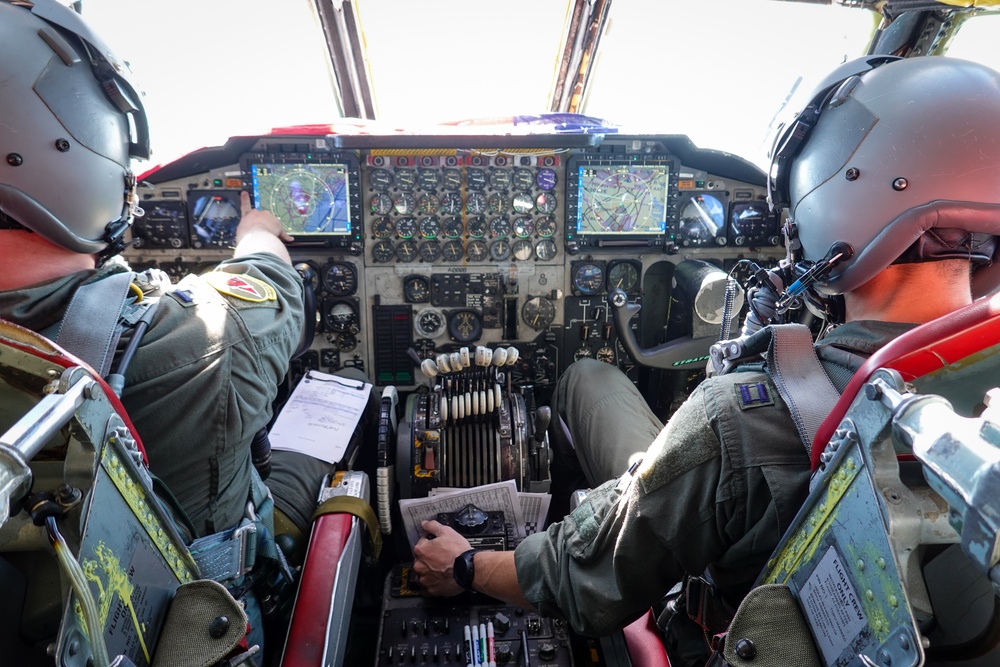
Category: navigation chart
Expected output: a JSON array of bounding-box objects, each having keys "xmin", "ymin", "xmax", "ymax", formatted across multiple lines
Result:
[
  {"xmin": 576, "ymin": 165, "xmax": 669, "ymax": 234},
  {"xmin": 251, "ymin": 163, "xmax": 351, "ymax": 234}
]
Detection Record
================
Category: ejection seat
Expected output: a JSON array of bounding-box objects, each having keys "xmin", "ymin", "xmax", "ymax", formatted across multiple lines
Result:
[
  {"xmin": 614, "ymin": 293, "xmax": 1000, "ymax": 667},
  {"xmin": 0, "ymin": 320, "xmax": 251, "ymax": 667}
]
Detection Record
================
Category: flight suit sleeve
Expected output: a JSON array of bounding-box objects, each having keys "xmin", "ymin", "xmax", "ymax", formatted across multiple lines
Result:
[
  {"xmin": 513, "ymin": 372, "xmax": 812, "ymax": 638},
  {"xmin": 514, "ymin": 383, "xmax": 727, "ymax": 637}
]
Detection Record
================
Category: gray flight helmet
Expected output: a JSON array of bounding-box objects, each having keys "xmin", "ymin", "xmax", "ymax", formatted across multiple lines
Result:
[
  {"xmin": 0, "ymin": 0, "xmax": 149, "ymax": 259},
  {"xmin": 770, "ymin": 56, "xmax": 1000, "ymax": 298}
]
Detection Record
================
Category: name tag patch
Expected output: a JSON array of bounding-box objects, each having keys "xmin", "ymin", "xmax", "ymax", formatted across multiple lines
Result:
[
  {"xmin": 204, "ymin": 272, "xmax": 277, "ymax": 302},
  {"xmin": 735, "ymin": 382, "xmax": 774, "ymax": 410}
]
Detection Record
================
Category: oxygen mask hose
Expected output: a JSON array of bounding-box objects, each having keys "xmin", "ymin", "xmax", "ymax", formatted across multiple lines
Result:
[
  {"xmin": 775, "ymin": 241, "xmax": 854, "ymax": 314},
  {"xmin": 47, "ymin": 515, "xmax": 112, "ymax": 667}
]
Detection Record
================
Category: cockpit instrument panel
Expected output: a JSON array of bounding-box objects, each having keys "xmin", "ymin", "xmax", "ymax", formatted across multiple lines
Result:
[{"xmin": 128, "ymin": 131, "xmax": 781, "ymax": 393}]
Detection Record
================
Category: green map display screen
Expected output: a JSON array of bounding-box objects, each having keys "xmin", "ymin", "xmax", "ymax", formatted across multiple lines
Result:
[
  {"xmin": 250, "ymin": 162, "xmax": 352, "ymax": 235},
  {"xmin": 576, "ymin": 164, "xmax": 669, "ymax": 235}
]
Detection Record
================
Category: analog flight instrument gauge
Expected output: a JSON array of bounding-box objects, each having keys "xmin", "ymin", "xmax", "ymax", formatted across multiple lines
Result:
[
  {"xmin": 596, "ymin": 346, "xmax": 616, "ymax": 364},
  {"xmin": 535, "ymin": 192, "xmax": 557, "ymax": 214},
  {"xmin": 440, "ymin": 192, "xmax": 463, "ymax": 215},
  {"xmin": 490, "ymin": 239, "xmax": 511, "ymax": 261},
  {"xmin": 512, "ymin": 239, "xmax": 534, "ymax": 261},
  {"xmin": 536, "ymin": 168, "xmax": 557, "ymax": 191},
  {"xmin": 571, "ymin": 261, "xmax": 606, "ymax": 295},
  {"xmin": 396, "ymin": 239, "xmax": 417, "ymax": 262},
  {"xmin": 512, "ymin": 193, "xmax": 534, "ymax": 214},
  {"xmin": 607, "ymin": 259, "xmax": 641, "ymax": 293},
  {"xmin": 403, "ymin": 274, "xmax": 431, "ymax": 303},
  {"xmin": 442, "ymin": 168, "xmax": 463, "ymax": 191},
  {"xmin": 369, "ymin": 168, "xmax": 392, "ymax": 191},
  {"xmin": 442, "ymin": 216, "xmax": 464, "ymax": 238},
  {"xmin": 467, "ymin": 240, "xmax": 488, "ymax": 262},
  {"xmin": 419, "ymin": 216, "xmax": 440, "ymax": 239},
  {"xmin": 535, "ymin": 239, "xmax": 557, "ymax": 261},
  {"xmin": 448, "ymin": 309, "xmax": 483, "ymax": 343},
  {"xmin": 372, "ymin": 216, "xmax": 394, "ymax": 238},
  {"xmin": 487, "ymin": 193, "xmax": 507, "ymax": 214},
  {"xmin": 370, "ymin": 193, "xmax": 393, "ymax": 215},
  {"xmin": 465, "ymin": 192, "xmax": 487, "ymax": 215},
  {"xmin": 414, "ymin": 308, "xmax": 446, "ymax": 338},
  {"xmin": 395, "ymin": 216, "xmax": 417, "ymax": 239},
  {"xmin": 417, "ymin": 194, "xmax": 440, "ymax": 215},
  {"xmin": 513, "ymin": 216, "xmax": 534, "ymax": 238},
  {"xmin": 467, "ymin": 216, "xmax": 487, "ymax": 238},
  {"xmin": 393, "ymin": 193, "xmax": 417, "ymax": 215},
  {"xmin": 322, "ymin": 261, "xmax": 358, "ymax": 296},
  {"xmin": 465, "ymin": 168, "xmax": 487, "ymax": 190},
  {"xmin": 489, "ymin": 216, "xmax": 511, "ymax": 237},
  {"xmin": 522, "ymin": 296, "xmax": 556, "ymax": 331},
  {"xmin": 371, "ymin": 240, "xmax": 394, "ymax": 263},
  {"xmin": 512, "ymin": 168, "xmax": 534, "ymax": 190},
  {"xmin": 679, "ymin": 193, "xmax": 726, "ymax": 247},
  {"xmin": 730, "ymin": 201, "xmax": 780, "ymax": 247},
  {"xmin": 394, "ymin": 168, "xmax": 416, "ymax": 190},
  {"xmin": 324, "ymin": 299, "xmax": 359, "ymax": 334},
  {"xmin": 419, "ymin": 240, "xmax": 441, "ymax": 262},
  {"xmin": 417, "ymin": 168, "xmax": 440, "ymax": 191},
  {"xmin": 489, "ymin": 169, "xmax": 512, "ymax": 190},
  {"xmin": 536, "ymin": 215, "xmax": 557, "ymax": 237},
  {"xmin": 442, "ymin": 240, "xmax": 464, "ymax": 261}
]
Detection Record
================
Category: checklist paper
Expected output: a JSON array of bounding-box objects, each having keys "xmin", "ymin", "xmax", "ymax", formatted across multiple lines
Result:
[{"xmin": 269, "ymin": 370, "xmax": 372, "ymax": 464}]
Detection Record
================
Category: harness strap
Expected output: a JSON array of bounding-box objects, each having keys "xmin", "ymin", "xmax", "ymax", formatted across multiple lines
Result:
[
  {"xmin": 189, "ymin": 467, "xmax": 293, "ymax": 584},
  {"xmin": 311, "ymin": 494, "xmax": 383, "ymax": 560},
  {"xmin": 765, "ymin": 324, "xmax": 841, "ymax": 453},
  {"xmin": 55, "ymin": 271, "xmax": 134, "ymax": 376}
]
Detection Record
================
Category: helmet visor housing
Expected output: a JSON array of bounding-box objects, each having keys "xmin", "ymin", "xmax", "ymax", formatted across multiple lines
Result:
[
  {"xmin": 0, "ymin": 0, "xmax": 149, "ymax": 256},
  {"xmin": 772, "ymin": 56, "xmax": 1000, "ymax": 297}
]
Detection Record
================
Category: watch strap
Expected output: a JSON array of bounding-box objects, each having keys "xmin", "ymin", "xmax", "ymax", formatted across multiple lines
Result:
[{"xmin": 453, "ymin": 548, "xmax": 478, "ymax": 590}]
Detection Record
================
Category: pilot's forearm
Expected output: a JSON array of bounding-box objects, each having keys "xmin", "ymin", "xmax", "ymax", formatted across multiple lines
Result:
[
  {"xmin": 471, "ymin": 550, "xmax": 535, "ymax": 611},
  {"xmin": 233, "ymin": 227, "xmax": 292, "ymax": 264}
]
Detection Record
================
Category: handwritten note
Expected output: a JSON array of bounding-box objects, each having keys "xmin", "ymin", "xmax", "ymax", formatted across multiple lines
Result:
[{"xmin": 269, "ymin": 370, "xmax": 372, "ymax": 464}]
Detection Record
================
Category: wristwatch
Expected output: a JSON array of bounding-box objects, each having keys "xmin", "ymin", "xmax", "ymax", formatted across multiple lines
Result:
[{"xmin": 453, "ymin": 548, "xmax": 479, "ymax": 591}]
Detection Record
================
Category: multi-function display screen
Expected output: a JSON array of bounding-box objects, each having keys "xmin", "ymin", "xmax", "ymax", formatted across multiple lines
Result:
[
  {"xmin": 249, "ymin": 161, "xmax": 353, "ymax": 235},
  {"xmin": 575, "ymin": 164, "xmax": 669, "ymax": 235}
]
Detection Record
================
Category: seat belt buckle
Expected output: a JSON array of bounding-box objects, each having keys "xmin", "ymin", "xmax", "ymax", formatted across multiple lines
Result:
[
  {"xmin": 684, "ymin": 576, "xmax": 735, "ymax": 637},
  {"xmin": 231, "ymin": 519, "xmax": 258, "ymax": 578}
]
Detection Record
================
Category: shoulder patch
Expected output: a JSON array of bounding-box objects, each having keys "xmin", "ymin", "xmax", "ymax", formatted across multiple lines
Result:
[
  {"xmin": 735, "ymin": 381, "xmax": 775, "ymax": 410},
  {"xmin": 203, "ymin": 272, "xmax": 277, "ymax": 303}
]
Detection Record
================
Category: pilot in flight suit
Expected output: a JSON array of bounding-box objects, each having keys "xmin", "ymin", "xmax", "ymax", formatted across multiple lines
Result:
[{"xmin": 410, "ymin": 55, "xmax": 1000, "ymax": 667}]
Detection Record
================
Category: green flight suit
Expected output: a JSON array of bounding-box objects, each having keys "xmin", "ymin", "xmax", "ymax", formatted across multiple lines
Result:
[
  {"xmin": 0, "ymin": 252, "xmax": 315, "ymax": 537},
  {"xmin": 515, "ymin": 321, "xmax": 915, "ymax": 640}
]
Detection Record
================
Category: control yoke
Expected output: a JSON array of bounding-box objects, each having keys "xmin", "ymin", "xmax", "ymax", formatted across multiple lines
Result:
[{"xmin": 607, "ymin": 288, "xmax": 716, "ymax": 370}]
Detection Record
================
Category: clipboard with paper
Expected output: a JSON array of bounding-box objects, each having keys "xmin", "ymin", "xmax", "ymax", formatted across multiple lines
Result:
[{"xmin": 269, "ymin": 370, "xmax": 373, "ymax": 465}]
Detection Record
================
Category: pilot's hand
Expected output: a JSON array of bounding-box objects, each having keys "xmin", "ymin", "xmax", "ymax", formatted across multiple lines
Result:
[
  {"xmin": 236, "ymin": 191, "xmax": 294, "ymax": 244},
  {"xmin": 411, "ymin": 519, "xmax": 471, "ymax": 597}
]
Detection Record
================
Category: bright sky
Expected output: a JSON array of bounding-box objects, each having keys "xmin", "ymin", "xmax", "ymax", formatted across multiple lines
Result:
[{"xmin": 75, "ymin": 1, "xmax": 1000, "ymax": 171}]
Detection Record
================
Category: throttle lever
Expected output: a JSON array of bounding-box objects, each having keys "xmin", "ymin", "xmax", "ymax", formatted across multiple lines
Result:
[{"xmin": 607, "ymin": 288, "xmax": 717, "ymax": 370}]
